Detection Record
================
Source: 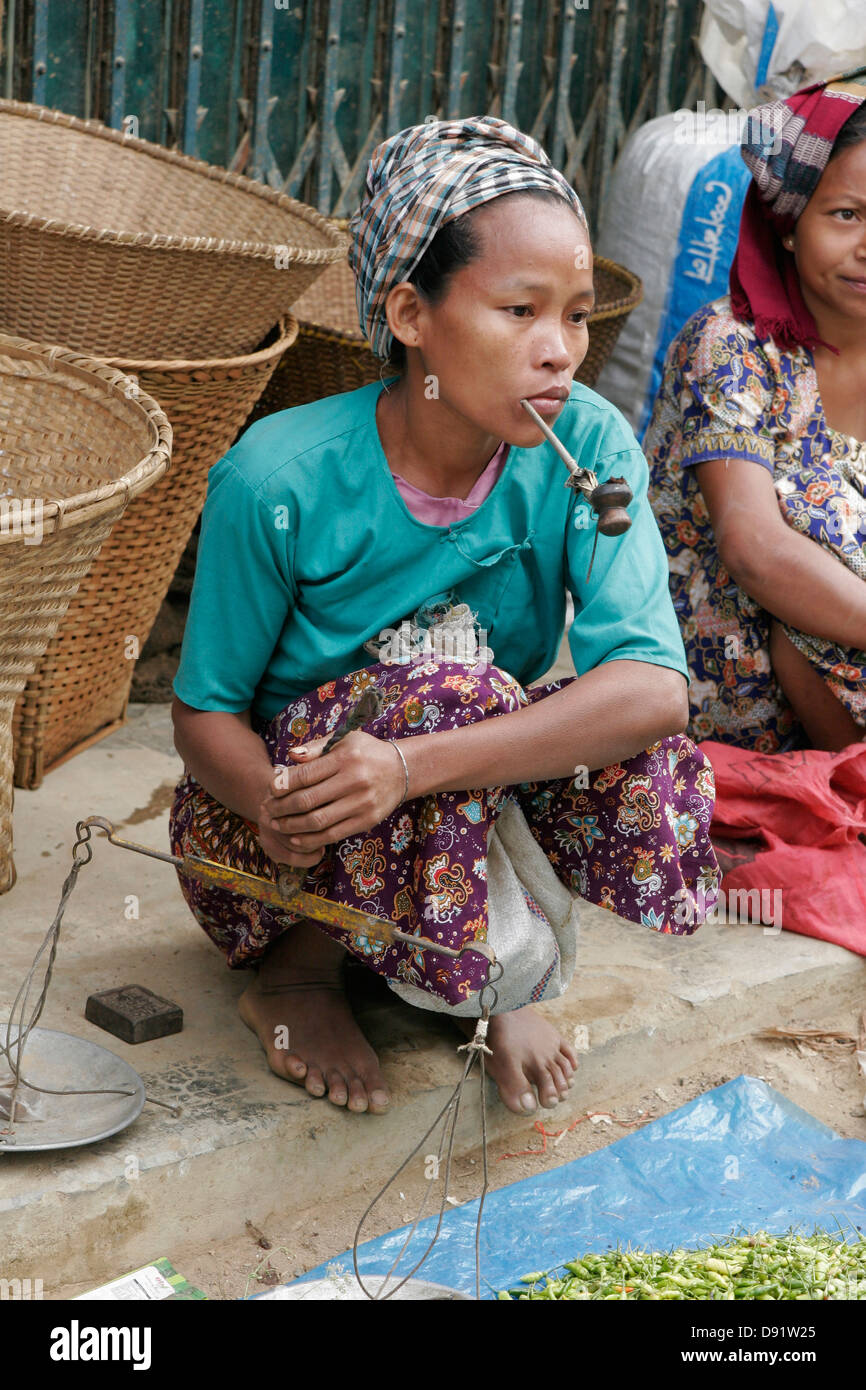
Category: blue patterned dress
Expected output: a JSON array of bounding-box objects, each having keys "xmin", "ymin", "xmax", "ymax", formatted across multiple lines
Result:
[{"xmin": 645, "ymin": 295, "xmax": 866, "ymax": 752}]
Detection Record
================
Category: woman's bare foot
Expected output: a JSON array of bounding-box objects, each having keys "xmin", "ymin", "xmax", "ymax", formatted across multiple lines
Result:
[
  {"xmin": 457, "ymin": 1006, "xmax": 577, "ymax": 1114},
  {"xmin": 238, "ymin": 919, "xmax": 390, "ymax": 1114}
]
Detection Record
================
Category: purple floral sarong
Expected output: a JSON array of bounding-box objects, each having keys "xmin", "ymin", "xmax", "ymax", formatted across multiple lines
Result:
[{"xmin": 169, "ymin": 660, "xmax": 720, "ymax": 1008}]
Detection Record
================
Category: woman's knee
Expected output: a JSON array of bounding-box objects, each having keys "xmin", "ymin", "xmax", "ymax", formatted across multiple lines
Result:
[{"xmin": 413, "ymin": 659, "xmax": 528, "ymax": 721}]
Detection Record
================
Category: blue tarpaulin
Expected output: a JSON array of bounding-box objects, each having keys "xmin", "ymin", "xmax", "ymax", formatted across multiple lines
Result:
[{"xmin": 283, "ymin": 1076, "xmax": 866, "ymax": 1299}]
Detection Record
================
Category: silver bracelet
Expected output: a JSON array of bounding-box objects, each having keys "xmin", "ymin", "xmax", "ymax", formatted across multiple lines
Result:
[{"xmin": 387, "ymin": 738, "xmax": 410, "ymax": 803}]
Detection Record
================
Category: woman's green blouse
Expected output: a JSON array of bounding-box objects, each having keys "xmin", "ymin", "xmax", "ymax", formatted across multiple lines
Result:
[{"xmin": 173, "ymin": 378, "xmax": 688, "ymax": 720}]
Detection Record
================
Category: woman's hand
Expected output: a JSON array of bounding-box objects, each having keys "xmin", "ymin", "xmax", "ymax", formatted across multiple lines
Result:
[{"xmin": 256, "ymin": 730, "xmax": 408, "ymax": 869}]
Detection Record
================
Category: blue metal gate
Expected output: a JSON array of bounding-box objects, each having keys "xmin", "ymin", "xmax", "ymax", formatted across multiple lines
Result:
[{"xmin": 0, "ymin": 1, "xmax": 718, "ymax": 230}]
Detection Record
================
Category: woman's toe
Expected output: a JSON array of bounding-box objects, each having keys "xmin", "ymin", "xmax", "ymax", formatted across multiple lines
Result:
[
  {"xmin": 536, "ymin": 1065, "xmax": 562, "ymax": 1109},
  {"xmin": 558, "ymin": 1048, "xmax": 579, "ymax": 1089},
  {"xmin": 496, "ymin": 1064, "xmax": 539, "ymax": 1114},
  {"xmin": 355, "ymin": 1061, "xmax": 389, "ymax": 1114},
  {"xmin": 368, "ymin": 1090, "xmax": 390, "ymax": 1115},
  {"xmin": 326, "ymin": 1070, "xmax": 349, "ymax": 1107},
  {"xmin": 553, "ymin": 1064, "xmax": 571, "ymax": 1100},
  {"xmin": 304, "ymin": 1066, "xmax": 327, "ymax": 1098},
  {"xmin": 347, "ymin": 1077, "xmax": 369, "ymax": 1113},
  {"xmin": 282, "ymin": 1051, "xmax": 308, "ymax": 1082}
]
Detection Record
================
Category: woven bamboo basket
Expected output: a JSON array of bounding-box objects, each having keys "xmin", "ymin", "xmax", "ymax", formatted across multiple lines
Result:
[
  {"xmin": 580, "ymin": 257, "xmax": 644, "ymax": 387},
  {"xmin": 0, "ymin": 100, "xmax": 346, "ymax": 359},
  {"xmin": 11, "ymin": 316, "xmax": 299, "ymax": 790},
  {"xmin": 0, "ymin": 335, "xmax": 172, "ymax": 892},
  {"xmin": 249, "ymin": 233, "xmax": 644, "ymax": 421}
]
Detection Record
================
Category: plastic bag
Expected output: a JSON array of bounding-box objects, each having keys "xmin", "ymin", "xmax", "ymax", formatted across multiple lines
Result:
[
  {"xmin": 702, "ymin": 739, "xmax": 866, "ymax": 957},
  {"xmin": 701, "ymin": 0, "xmax": 866, "ymax": 107}
]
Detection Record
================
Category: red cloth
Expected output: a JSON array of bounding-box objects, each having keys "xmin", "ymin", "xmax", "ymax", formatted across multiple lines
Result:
[
  {"xmin": 699, "ymin": 740, "xmax": 866, "ymax": 956},
  {"xmin": 729, "ymin": 188, "xmax": 831, "ymax": 353}
]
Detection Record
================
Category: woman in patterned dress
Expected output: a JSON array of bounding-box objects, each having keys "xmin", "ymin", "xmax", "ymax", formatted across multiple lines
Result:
[
  {"xmin": 646, "ymin": 71, "xmax": 866, "ymax": 753},
  {"xmin": 170, "ymin": 117, "xmax": 719, "ymax": 1118}
]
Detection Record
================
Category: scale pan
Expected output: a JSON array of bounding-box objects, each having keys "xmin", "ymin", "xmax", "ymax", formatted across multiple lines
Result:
[{"xmin": 0, "ymin": 1027, "xmax": 145, "ymax": 1152}]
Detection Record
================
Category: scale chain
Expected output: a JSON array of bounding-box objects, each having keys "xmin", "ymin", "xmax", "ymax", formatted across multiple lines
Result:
[
  {"xmin": 1, "ymin": 822, "xmax": 177, "ymax": 1142},
  {"xmin": 351, "ymin": 960, "xmax": 502, "ymax": 1301}
]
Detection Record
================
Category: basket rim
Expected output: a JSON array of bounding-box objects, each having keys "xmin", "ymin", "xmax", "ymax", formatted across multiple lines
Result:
[
  {"xmin": 0, "ymin": 99, "xmax": 349, "ymax": 265},
  {"xmin": 0, "ymin": 331, "xmax": 173, "ymax": 539},
  {"xmin": 101, "ymin": 313, "xmax": 299, "ymax": 371},
  {"xmin": 590, "ymin": 255, "xmax": 644, "ymax": 319}
]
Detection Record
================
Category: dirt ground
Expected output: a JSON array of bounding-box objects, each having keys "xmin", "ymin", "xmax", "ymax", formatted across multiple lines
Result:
[
  {"xmin": 158, "ymin": 1000, "xmax": 865, "ymax": 1301},
  {"xmin": 85, "ymin": 615, "xmax": 866, "ymax": 1300}
]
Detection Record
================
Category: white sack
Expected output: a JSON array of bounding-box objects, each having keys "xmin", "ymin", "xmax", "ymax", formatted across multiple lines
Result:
[
  {"xmin": 594, "ymin": 114, "xmax": 750, "ymax": 436},
  {"xmin": 700, "ymin": 0, "xmax": 866, "ymax": 107}
]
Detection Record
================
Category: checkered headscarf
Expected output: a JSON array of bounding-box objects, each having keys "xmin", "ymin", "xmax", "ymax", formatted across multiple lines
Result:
[
  {"xmin": 740, "ymin": 67, "xmax": 866, "ymax": 227},
  {"xmin": 347, "ymin": 115, "xmax": 588, "ymax": 361}
]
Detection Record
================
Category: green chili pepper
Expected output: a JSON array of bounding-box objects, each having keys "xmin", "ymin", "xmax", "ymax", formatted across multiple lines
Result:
[{"xmin": 499, "ymin": 1231, "xmax": 866, "ymax": 1301}]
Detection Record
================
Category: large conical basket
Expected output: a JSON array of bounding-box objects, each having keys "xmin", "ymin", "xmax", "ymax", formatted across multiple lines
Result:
[
  {"xmin": 0, "ymin": 335, "xmax": 172, "ymax": 892},
  {"xmin": 249, "ymin": 226, "xmax": 644, "ymax": 420},
  {"xmin": 11, "ymin": 316, "xmax": 299, "ymax": 788},
  {"xmin": 0, "ymin": 100, "xmax": 346, "ymax": 359}
]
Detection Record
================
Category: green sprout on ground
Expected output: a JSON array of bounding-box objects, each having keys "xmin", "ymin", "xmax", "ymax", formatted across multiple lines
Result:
[{"xmin": 498, "ymin": 1227, "xmax": 866, "ymax": 1300}]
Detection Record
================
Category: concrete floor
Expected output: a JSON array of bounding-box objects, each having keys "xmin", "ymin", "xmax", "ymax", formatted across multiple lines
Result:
[{"xmin": 2, "ymin": 669, "xmax": 865, "ymax": 1293}]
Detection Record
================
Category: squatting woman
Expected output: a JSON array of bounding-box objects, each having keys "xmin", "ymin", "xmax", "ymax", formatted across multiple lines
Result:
[{"xmin": 170, "ymin": 117, "xmax": 719, "ymax": 1118}]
